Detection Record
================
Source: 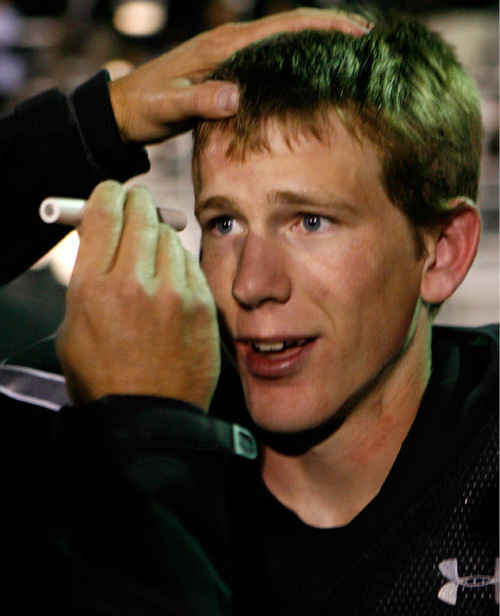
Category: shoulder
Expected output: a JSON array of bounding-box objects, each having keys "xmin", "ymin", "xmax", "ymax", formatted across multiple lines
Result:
[
  {"xmin": 432, "ymin": 323, "xmax": 498, "ymax": 386},
  {"xmin": 432, "ymin": 322, "xmax": 498, "ymax": 346}
]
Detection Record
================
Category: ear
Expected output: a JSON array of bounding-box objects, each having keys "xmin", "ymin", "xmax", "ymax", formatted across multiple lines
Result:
[{"xmin": 420, "ymin": 198, "xmax": 481, "ymax": 305}]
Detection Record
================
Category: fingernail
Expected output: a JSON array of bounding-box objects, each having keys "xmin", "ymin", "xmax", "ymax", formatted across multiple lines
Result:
[
  {"xmin": 361, "ymin": 21, "xmax": 375, "ymax": 33},
  {"xmin": 217, "ymin": 86, "xmax": 240, "ymax": 113},
  {"xmin": 346, "ymin": 17, "xmax": 374, "ymax": 34},
  {"xmin": 336, "ymin": 10, "xmax": 375, "ymax": 33}
]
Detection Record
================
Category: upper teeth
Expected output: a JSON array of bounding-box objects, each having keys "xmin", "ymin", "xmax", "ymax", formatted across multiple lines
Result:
[{"xmin": 252, "ymin": 339, "xmax": 307, "ymax": 352}]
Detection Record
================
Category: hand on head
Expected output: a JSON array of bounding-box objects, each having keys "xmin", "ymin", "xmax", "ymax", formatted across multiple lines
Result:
[{"xmin": 109, "ymin": 7, "xmax": 371, "ymax": 144}]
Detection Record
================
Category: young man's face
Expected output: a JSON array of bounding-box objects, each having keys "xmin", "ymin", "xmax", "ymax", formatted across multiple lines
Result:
[{"xmin": 195, "ymin": 116, "xmax": 430, "ymax": 434}]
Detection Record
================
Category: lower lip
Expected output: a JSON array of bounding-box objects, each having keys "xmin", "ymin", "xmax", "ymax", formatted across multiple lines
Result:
[{"xmin": 238, "ymin": 340, "xmax": 316, "ymax": 379}]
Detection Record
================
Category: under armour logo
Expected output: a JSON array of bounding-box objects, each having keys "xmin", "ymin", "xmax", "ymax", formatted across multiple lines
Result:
[{"xmin": 438, "ymin": 558, "xmax": 499, "ymax": 605}]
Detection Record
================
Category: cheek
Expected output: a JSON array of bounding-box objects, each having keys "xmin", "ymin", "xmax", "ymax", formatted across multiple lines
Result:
[
  {"xmin": 299, "ymin": 241, "xmax": 381, "ymax": 307},
  {"xmin": 300, "ymin": 235, "xmax": 421, "ymax": 327}
]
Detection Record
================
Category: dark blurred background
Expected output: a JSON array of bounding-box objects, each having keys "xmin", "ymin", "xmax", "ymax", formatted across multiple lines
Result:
[{"xmin": 0, "ymin": 0, "xmax": 497, "ymax": 358}]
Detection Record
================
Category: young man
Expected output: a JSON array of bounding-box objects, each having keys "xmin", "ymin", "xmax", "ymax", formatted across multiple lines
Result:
[
  {"xmin": 9, "ymin": 10, "xmax": 498, "ymax": 616},
  {"xmin": 189, "ymin": 20, "xmax": 498, "ymax": 614}
]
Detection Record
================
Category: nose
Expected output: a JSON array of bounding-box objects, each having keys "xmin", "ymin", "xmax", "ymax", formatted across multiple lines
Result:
[{"xmin": 232, "ymin": 232, "xmax": 292, "ymax": 309}]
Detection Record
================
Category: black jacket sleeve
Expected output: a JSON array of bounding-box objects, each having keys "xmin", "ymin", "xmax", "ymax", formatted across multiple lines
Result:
[
  {"xmin": 0, "ymin": 70, "xmax": 150, "ymax": 285},
  {"xmin": 11, "ymin": 395, "xmax": 256, "ymax": 616}
]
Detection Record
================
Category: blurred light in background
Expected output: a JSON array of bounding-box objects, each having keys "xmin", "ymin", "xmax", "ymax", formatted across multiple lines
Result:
[
  {"xmin": 0, "ymin": 50, "xmax": 26, "ymax": 96},
  {"xmin": 0, "ymin": 1, "xmax": 22, "ymax": 46},
  {"xmin": 35, "ymin": 230, "xmax": 80, "ymax": 287},
  {"xmin": 0, "ymin": 2, "xmax": 25, "ymax": 96},
  {"xmin": 113, "ymin": 0, "xmax": 168, "ymax": 37},
  {"xmin": 48, "ymin": 231, "xmax": 80, "ymax": 287}
]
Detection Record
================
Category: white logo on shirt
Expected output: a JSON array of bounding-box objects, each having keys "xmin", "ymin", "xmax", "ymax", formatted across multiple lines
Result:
[{"xmin": 438, "ymin": 558, "xmax": 499, "ymax": 605}]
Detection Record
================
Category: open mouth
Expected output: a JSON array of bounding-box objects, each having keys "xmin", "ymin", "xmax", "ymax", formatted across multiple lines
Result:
[
  {"xmin": 239, "ymin": 337, "xmax": 317, "ymax": 379},
  {"xmin": 250, "ymin": 339, "xmax": 311, "ymax": 353}
]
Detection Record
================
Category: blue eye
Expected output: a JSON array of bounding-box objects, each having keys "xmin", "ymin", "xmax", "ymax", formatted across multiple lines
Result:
[
  {"xmin": 214, "ymin": 217, "xmax": 235, "ymax": 235},
  {"xmin": 302, "ymin": 215, "xmax": 323, "ymax": 231}
]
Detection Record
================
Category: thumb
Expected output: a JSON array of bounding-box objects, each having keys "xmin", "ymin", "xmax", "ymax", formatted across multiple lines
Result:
[
  {"xmin": 171, "ymin": 80, "xmax": 240, "ymax": 120},
  {"xmin": 110, "ymin": 77, "xmax": 241, "ymax": 144}
]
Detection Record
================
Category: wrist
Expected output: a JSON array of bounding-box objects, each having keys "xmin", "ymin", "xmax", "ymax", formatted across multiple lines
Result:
[
  {"xmin": 108, "ymin": 77, "xmax": 131, "ymax": 144},
  {"xmin": 71, "ymin": 70, "xmax": 150, "ymax": 180}
]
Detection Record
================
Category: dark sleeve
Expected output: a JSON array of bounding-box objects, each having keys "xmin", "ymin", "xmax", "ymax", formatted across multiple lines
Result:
[
  {"xmin": 12, "ymin": 395, "xmax": 256, "ymax": 616},
  {"xmin": 0, "ymin": 70, "xmax": 150, "ymax": 285}
]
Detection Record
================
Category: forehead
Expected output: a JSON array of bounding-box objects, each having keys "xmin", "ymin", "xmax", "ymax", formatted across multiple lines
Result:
[
  {"xmin": 200, "ymin": 110, "xmax": 360, "ymax": 158},
  {"xmin": 195, "ymin": 114, "xmax": 386, "ymax": 205}
]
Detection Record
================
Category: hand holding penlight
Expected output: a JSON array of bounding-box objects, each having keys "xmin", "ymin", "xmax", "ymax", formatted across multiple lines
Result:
[{"xmin": 39, "ymin": 197, "xmax": 187, "ymax": 231}]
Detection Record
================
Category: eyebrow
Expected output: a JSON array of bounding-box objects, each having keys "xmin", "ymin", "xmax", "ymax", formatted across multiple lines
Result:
[
  {"xmin": 195, "ymin": 190, "xmax": 358, "ymax": 217},
  {"xmin": 269, "ymin": 191, "xmax": 361, "ymax": 215},
  {"xmin": 195, "ymin": 196, "xmax": 235, "ymax": 217},
  {"xmin": 269, "ymin": 190, "xmax": 332, "ymax": 208}
]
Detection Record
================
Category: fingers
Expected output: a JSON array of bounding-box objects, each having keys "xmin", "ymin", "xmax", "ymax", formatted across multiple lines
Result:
[
  {"xmin": 182, "ymin": 241, "xmax": 217, "ymax": 312},
  {"xmin": 154, "ymin": 215, "xmax": 190, "ymax": 295},
  {"xmin": 76, "ymin": 182, "xmax": 194, "ymax": 292},
  {"xmin": 113, "ymin": 185, "xmax": 160, "ymax": 286},
  {"xmin": 234, "ymin": 7, "xmax": 372, "ymax": 44},
  {"xmin": 75, "ymin": 182, "xmax": 177, "ymax": 285},
  {"xmin": 109, "ymin": 7, "xmax": 371, "ymax": 145},
  {"xmin": 169, "ymin": 7, "xmax": 371, "ymax": 77},
  {"xmin": 159, "ymin": 80, "xmax": 240, "ymax": 123},
  {"xmin": 61, "ymin": 181, "xmax": 219, "ymax": 409},
  {"xmin": 73, "ymin": 180, "xmax": 126, "ymax": 277}
]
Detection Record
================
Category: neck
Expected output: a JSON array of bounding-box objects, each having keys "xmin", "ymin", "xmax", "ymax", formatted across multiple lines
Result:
[{"xmin": 260, "ymin": 316, "xmax": 432, "ymax": 528}]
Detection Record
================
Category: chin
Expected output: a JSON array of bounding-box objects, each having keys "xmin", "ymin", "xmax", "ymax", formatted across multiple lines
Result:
[
  {"xmin": 248, "ymin": 398, "xmax": 338, "ymax": 432},
  {"xmin": 243, "ymin": 387, "xmax": 352, "ymax": 453},
  {"xmin": 248, "ymin": 406, "xmax": 346, "ymax": 455},
  {"xmin": 252, "ymin": 415, "xmax": 310, "ymax": 436},
  {"xmin": 246, "ymin": 395, "xmax": 313, "ymax": 431}
]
